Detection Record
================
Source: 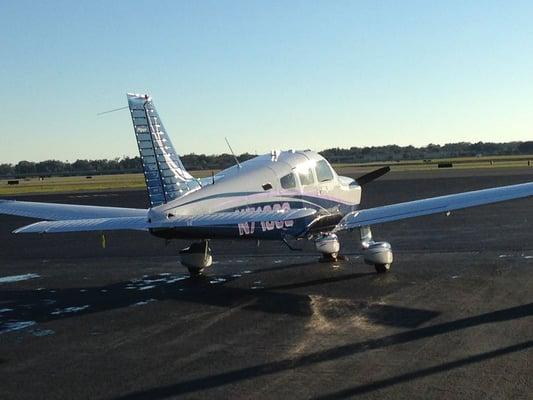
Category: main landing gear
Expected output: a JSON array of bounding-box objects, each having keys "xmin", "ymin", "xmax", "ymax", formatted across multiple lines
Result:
[
  {"xmin": 180, "ymin": 228, "xmax": 394, "ymax": 276},
  {"xmin": 179, "ymin": 240, "xmax": 213, "ymax": 277},
  {"xmin": 314, "ymin": 227, "xmax": 393, "ymax": 273},
  {"xmin": 359, "ymin": 226, "xmax": 393, "ymax": 273}
]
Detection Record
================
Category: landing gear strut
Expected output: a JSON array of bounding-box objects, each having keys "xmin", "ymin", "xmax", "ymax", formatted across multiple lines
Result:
[
  {"xmin": 359, "ymin": 226, "xmax": 393, "ymax": 273},
  {"xmin": 179, "ymin": 240, "xmax": 213, "ymax": 277}
]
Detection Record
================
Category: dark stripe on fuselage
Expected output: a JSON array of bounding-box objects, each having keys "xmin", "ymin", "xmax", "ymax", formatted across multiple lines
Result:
[
  {"xmin": 220, "ymin": 195, "xmax": 355, "ymax": 216},
  {"xmin": 165, "ymin": 191, "xmax": 355, "ymax": 212},
  {"xmin": 171, "ymin": 191, "xmax": 261, "ymax": 208},
  {"xmin": 149, "ymin": 200, "xmax": 357, "ymax": 241},
  {"xmin": 149, "ymin": 215, "xmax": 313, "ymax": 240}
]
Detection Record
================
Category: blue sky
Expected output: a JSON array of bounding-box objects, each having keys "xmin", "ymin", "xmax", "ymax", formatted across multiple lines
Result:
[{"xmin": 1, "ymin": 0, "xmax": 532, "ymax": 163}]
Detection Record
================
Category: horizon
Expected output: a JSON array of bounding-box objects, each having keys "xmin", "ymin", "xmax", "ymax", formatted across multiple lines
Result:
[
  {"xmin": 2, "ymin": 1, "xmax": 533, "ymax": 164},
  {"xmin": 2, "ymin": 140, "xmax": 531, "ymax": 165}
]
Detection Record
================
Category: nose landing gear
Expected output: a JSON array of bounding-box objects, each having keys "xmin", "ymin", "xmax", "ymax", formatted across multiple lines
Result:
[{"xmin": 315, "ymin": 233, "xmax": 342, "ymax": 262}]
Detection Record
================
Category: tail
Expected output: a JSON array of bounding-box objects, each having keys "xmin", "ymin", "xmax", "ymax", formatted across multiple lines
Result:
[{"xmin": 127, "ymin": 93, "xmax": 200, "ymax": 206}]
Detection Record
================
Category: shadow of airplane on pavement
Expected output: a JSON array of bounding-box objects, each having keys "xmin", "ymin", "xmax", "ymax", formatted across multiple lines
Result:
[
  {"xmin": 110, "ymin": 302, "xmax": 533, "ymax": 399},
  {"xmin": 2, "ymin": 267, "xmax": 428, "ymax": 333}
]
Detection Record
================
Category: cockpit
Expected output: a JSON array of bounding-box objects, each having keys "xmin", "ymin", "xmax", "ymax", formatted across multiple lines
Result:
[{"xmin": 279, "ymin": 158, "xmax": 336, "ymax": 190}]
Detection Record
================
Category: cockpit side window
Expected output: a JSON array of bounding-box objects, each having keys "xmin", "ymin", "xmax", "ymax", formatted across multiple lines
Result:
[
  {"xmin": 298, "ymin": 168, "xmax": 315, "ymax": 186},
  {"xmin": 315, "ymin": 160, "xmax": 334, "ymax": 182},
  {"xmin": 280, "ymin": 173, "xmax": 296, "ymax": 189}
]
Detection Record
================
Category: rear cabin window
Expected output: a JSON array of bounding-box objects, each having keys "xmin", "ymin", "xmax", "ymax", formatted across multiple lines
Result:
[
  {"xmin": 315, "ymin": 160, "xmax": 334, "ymax": 182},
  {"xmin": 298, "ymin": 168, "xmax": 315, "ymax": 186},
  {"xmin": 280, "ymin": 173, "xmax": 296, "ymax": 189}
]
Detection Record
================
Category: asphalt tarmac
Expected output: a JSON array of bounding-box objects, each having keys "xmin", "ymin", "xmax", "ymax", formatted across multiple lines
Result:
[{"xmin": 1, "ymin": 168, "xmax": 532, "ymax": 399}]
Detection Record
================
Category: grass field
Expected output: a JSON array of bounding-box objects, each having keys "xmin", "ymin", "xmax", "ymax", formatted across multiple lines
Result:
[
  {"xmin": 0, "ymin": 170, "xmax": 217, "ymax": 196},
  {"xmin": 2, "ymin": 156, "xmax": 533, "ymax": 196}
]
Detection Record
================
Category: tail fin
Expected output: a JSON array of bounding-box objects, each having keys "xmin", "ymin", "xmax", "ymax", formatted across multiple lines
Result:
[{"xmin": 127, "ymin": 93, "xmax": 200, "ymax": 206}]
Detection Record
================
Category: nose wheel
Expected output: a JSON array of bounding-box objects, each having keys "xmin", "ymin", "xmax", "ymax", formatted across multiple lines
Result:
[{"xmin": 315, "ymin": 233, "xmax": 343, "ymax": 262}]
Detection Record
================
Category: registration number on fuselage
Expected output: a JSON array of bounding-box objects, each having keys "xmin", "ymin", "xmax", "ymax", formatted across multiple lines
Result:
[{"xmin": 237, "ymin": 202, "xmax": 293, "ymax": 236}]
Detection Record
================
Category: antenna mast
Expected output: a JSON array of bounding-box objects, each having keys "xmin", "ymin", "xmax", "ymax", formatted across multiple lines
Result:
[{"xmin": 225, "ymin": 137, "xmax": 241, "ymax": 168}]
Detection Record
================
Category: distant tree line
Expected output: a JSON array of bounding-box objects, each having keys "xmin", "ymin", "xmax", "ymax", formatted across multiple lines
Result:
[
  {"xmin": 2, "ymin": 141, "xmax": 533, "ymax": 178},
  {"xmin": 0, "ymin": 154, "xmax": 257, "ymax": 178},
  {"xmin": 320, "ymin": 141, "xmax": 533, "ymax": 163}
]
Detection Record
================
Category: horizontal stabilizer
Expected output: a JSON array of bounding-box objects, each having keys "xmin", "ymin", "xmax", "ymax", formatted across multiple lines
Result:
[
  {"xmin": 13, "ymin": 208, "xmax": 317, "ymax": 234},
  {"xmin": 335, "ymin": 181, "xmax": 533, "ymax": 230}
]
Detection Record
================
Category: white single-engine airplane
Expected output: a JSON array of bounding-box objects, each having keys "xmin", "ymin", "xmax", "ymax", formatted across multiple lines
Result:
[{"xmin": 2, "ymin": 93, "xmax": 533, "ymax": 276}]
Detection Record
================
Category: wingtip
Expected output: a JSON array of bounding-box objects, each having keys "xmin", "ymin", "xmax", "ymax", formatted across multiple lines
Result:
[
  {"xmin": 12, "ymin": 225, "xmax": 29, "ymax": 234},
  {"xmin": 12, "ymin": 222, "xmax": 46, "ymax": 234}
]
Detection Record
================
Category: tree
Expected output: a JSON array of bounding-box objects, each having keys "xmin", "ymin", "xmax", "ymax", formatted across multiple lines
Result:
[
  {"xmin": 518, "ymin": 141, "xmax": 533, "ymax": 154},
  {"xmin": 14, "ymin": 161, "xmax": 36, "ymax": 175}
]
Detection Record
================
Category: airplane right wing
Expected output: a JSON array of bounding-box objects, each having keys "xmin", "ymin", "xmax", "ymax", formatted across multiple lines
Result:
[{"xmin": 335, "ymin": 181, "xmax": 533, "ymax": 231}]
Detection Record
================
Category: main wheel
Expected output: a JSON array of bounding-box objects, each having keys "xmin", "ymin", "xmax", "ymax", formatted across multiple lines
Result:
[{"xmin": 374, "ymin": 263, "xmax": 391, "ymax": 274}]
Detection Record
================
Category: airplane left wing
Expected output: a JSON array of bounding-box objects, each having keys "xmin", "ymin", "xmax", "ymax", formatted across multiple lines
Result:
[
  {"xmin": 0, "ymin": 200, "xmax": 148, "ymax": 221},
  {"xmin": 335, "ymin": 181, "xmax": 533, "ymax": 231},
  {"xmin": 13, "ymin": 208, "xmax": 317, "ymax": 234}
]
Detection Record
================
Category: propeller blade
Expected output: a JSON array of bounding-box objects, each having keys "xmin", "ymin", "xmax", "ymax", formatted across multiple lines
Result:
[{"xmin": 356, "ymin": 166, "xmax": 390, "ymax": 186}]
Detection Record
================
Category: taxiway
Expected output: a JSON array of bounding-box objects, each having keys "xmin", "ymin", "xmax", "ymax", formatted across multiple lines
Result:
[{"xmin": 1, "ymin": 168, "xmax": 532, "ymax": 399}]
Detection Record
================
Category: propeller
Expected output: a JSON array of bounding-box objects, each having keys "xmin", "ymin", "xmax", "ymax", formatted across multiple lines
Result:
[{"xmin": 355, "ymin": 166, "xmax": 390, "ymax": 186}]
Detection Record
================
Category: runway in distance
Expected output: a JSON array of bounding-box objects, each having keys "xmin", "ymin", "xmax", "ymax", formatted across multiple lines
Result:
[{"xmin": 2, "ymin": 93, "xmax": 533, "ymax": 276}]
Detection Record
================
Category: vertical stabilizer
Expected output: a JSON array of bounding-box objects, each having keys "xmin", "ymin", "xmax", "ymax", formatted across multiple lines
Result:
[{"xmin": 127, "ymin": 93, "xmax": 200, "ymax": 207}]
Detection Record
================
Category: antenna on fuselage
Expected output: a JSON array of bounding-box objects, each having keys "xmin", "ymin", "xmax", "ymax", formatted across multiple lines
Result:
[{"xmin": 225, "ymin": 137, "xmax": 241, "ymax": 169}]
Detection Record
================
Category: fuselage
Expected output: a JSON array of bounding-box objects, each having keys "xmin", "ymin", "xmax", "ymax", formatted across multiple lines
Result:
[{"xmin": 148, "ymin": 150, "xmax": 361, "ymax": 240}]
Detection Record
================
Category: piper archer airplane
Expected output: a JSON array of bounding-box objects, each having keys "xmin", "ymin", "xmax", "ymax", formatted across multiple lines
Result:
[{"xmin": 2, "ymin": 93, "xmax": 533, "ymax": 276}]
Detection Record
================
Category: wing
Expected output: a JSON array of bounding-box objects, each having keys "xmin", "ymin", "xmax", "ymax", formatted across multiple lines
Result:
[
  {"xmin": 335, "ymin": 181, "xmax": 533, "ymax": 231},
  {"xmin": 13, "ymin": 208, "xmax": 317, "ymax": 234},
  {"xmin": 0, "ymin": 200, "xmax": 148, "ymax": 221}
]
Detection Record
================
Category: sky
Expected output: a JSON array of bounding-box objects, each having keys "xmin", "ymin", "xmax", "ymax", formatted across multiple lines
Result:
[{"xmin": 1, "ymin": 0, "xmax": 533, "ymax": 163}]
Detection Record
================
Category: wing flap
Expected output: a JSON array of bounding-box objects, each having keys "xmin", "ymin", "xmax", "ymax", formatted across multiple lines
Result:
[
  {"xmin": 335, "ymin": 181, "xmax": 533, "ymax": 230},
  {"xmin": 0, "ymin": 200, "xmax": 148, "ymax": 221},
  {"xmin": 14, "ymin": 217, "xmax": 150, "ymax": 234}
]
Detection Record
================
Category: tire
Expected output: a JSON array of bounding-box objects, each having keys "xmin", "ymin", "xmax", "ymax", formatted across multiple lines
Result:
[{"xmin": 374, "ymin": 263, "xmax": 391, "ymax": 274}]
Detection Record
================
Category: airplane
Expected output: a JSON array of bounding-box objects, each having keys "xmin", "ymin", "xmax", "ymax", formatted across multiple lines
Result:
[{"xmin": 2, "ymin": 92, "xmax": 533, "ymax": 277}]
